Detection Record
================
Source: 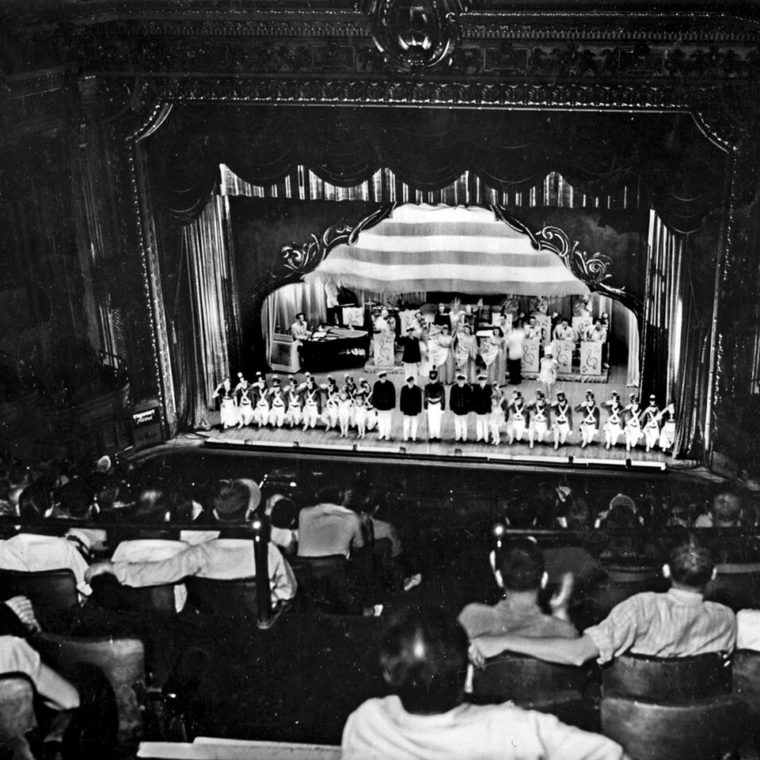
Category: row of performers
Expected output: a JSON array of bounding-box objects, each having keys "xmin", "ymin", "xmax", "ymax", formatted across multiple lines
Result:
[{"xmin": 212, "ymin": 371, "xmax": 675, "ymax": 452}]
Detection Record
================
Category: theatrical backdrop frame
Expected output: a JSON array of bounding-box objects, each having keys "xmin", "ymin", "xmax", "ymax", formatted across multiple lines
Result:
[{"xmin": 6, "ymin": 1, "xmax": 760, "ymax": 473}]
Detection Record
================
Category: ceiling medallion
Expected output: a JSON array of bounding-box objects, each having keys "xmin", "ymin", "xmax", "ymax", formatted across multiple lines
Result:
[{"xmin": 363, "ymin": 0, "xmax": 469, "ymax": 73}]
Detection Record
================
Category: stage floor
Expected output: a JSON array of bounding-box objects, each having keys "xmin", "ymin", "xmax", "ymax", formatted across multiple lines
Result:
[{"xmin": 198, "ymin": 363, "xmax": 694, "ymax": 472}]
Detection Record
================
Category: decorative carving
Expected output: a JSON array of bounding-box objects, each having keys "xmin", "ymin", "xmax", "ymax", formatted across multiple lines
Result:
[{"xmin": 363, "ymin": 0, "xmax": 469, "ymax": 72}]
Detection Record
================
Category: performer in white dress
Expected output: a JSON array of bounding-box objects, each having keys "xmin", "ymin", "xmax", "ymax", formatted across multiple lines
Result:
[
  {"xmin": 354, "ymin": 387, "xmax": 368, "ymax": 439},
  {"xmin": 537, "ymin": 348, "xmax": 559, "ymax": 399},
  {"xmin": 657, "ymin": 402, "xmax": 676, "ymax": 452},
  {"xmin": 337, "ymin": 388, "xmax": 353, "ymax": 438},
  {"xmin": 551, "ymin": 391, "xmax": 573, "ymax": 450},
  {"xmin": 505, "ymin": 389, "xmax": 528, "ymax": 445},
  {"xmin": 285, "ymin": 377, "xmax": 302, "ymax": 428},
  {"xmin": 623, "ymin": 394, "xmax": 643, "ymax": 452},
  {"xmin": 428, "ymin": 324, "xmax": 455, "ymax": 384},
  {"xmin": 488, "ymin": 384, "xmax": 506, "ymax": 446},
  {"xmin": 602, "ymin": 392, "xmax": 624, "ymax": 449},
  {"xmin": 575, "ymin": 391, "xmax": 600, "ymax": 448},
  {"xmin": 453, "ymin": 323, "xmax": 478, "ymax": 383},
  {"xmin": 640, "ymin": 394, "xmax": 661, "ymax": 453},
  {"xmin": 527, "ymin": 390, "xmax": 551, "ymax": 449},
  {"xmin": 344, "ymin": 375, "xmax": 359, "ymax": 428},
  {"xmin": 212, "ymin": 377, "xmax": 237, "ymax": 430}
]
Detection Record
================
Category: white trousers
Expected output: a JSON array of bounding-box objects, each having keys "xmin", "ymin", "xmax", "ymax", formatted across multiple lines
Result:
[
  {"xmin": 554, "ymin": 422, "xmax": 570, "ymax": 444},
  {"xmin": 580, "ymin": 423, "xmax": 597, "ymax": 444},
  {"xmin": 454, "ymin": 414, "xmax": 468, "ymax": 441},
  {"xmin": 506, "ymin": 419, "xmax": 526, "ymax": 442},
  {"xmin": 377, "ymin": 409, "xmax": 392, "ymax": 439},
  {"xmin": 268, "ymin": 405, "xmax": 285, "ymax": 427},
  {"xmin": 403, "ymin": 415, "xmax": 419, "ymax": 441},
  {"xmin": 644, "ymin": 423, "xmax": 660, "ymax": 450},
  {"xmin": 604, "ymin": 421, "xmax": 622, "ymax": 447},
  {"xmin": 475, "ymin": 415, "xmax": 489, "ymax": 442},
  {"xmin": 427, "ymin": 405, "xmax": 442, "ymax": 439},
  {"xmin": 303, "ymin": 403, "xmax": 319, "ymax": 429}
]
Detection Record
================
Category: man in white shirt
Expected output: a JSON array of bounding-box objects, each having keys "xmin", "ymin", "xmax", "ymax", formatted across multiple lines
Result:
[{"xmin": 342, "ymin": 607, "xmax": 625, "ymax": 760}]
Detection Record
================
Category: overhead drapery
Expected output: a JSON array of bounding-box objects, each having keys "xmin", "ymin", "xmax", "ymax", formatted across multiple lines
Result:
[
  {"xmin": 148, "ymin": 105, "xmax": 726, "ymax": 235},
  {"xmin": 314, "ymin": 204, "xmax": 590, "ymax": 296}
]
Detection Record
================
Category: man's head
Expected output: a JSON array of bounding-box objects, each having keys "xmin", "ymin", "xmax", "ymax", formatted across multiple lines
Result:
[
  {"xmin": 664, "ymin": 533, "xmax": 715, "ymax": 591},
  {"xmin": 490, "ymin": 537, "xmax": 547, "ymax": 592},
  {"xmin": 379, "ymin": 607, "xmax": 468, "ymax": 714},
  {"xmin": 456, "ymin": 373, "xmax": 466, "ymax": 385},
  {"xmin": 712, "ymin": 490, "xmax": 742, "ymax": 527},
  {"xmin": 210, "ymin": 479, "xmax": 255, "ymax": 523}
]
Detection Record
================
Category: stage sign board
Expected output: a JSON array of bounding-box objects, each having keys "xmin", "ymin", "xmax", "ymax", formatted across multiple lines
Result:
[
  {"xmin": 572, "ymin": 316, "xmax": 593, "ymax": 340},
  {"xmin": 341, "ymin": 306, "xmax": 364, "ymax": 328},
  {"xmin": 580, "ymin": 341, "xmax": 603, "ymax": 375},
  {"xmin": 533, "ymin": 314, "xmax": 551, "ymax": 345},
  {"xmin": 523, "ymin": 340, "xmax": 540, "ymax": 373},
  {"xmin": 373, "ymin": 333, "xmax": 396, "ymax": 369},
  {"xmin": 131, "ymin": 401, "xmax": 163, "ymax": 448},
  {"xmin": 554, "ymin": 340, "xmax": 574, "ymax": 373}
]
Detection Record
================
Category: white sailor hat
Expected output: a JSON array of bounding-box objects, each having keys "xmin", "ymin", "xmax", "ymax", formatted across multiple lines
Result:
[{"xmin": 406, "ymin": 376, "xmax": 415, "ymax": 383}]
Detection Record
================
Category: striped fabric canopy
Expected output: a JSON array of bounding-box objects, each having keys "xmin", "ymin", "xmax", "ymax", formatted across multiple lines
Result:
[{"xmin": 312, "ymin": 204, "xmax": 589, "ymax": 296}]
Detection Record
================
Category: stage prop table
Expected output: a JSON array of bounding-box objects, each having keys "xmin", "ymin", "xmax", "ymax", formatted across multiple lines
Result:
[
  {"xmin": 580, "ymin": 341, "xmax": 603, "ymax": 376},
  {"xmin": 302, "ymin": 327, "xmax": 369, "ymax": 372},
  {"xmin": 372, "ymin": 332, "xmax": 396, "ymax": 370},
  {"xmin": 554, "ymin": 340, "xmax": 574, "ymax": 373},
  {"xmin": 523, "ymin": 340, "xmax": 540, "ymax": 373}
]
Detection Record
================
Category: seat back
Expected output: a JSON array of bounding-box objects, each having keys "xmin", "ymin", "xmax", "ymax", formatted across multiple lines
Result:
[
  {"xmin": 733, "ymin": 649, "xmax": 760, "ymax": 719},
  {"xmin": 602, "ymin": 652, "xmax": 732, "ymax": 703},
  {"xmin": 706, "ymin": 563, "xmax": 760, "ymax": 610},
  {"xmin": 0, "ymin": 568, "xmax": 79, "ymax": 614},
  {"xmin": 185, "ymin": 576, "xmax": 258, "ymax": 616},
  {"xmin": 585, "ymin": 567, "xmax": 667, "ymax": 624},
  {"xmin": 0, "ymin": 675, "xmax": 36, "ymax": 751},
  {"xmin": 290, "ymin": 555, "xmax": 361, "ymax": 615},
  {"xmin": 91, "ymin": 574, "xmax": 176, "ymax": 616}
]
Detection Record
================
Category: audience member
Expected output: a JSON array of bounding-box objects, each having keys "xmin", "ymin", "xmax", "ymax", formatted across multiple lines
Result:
[
  {"xmin": 695, "ymin": 489, "xmax": 743, "ymax": 528},
  {"xmin": 297, "ymin": 484, "xmax": 366, "ymax": 558},
  {"xmin": 459, "ymin": 537, "xmax": 577, "ymax": 640},
  {"xmin": 469, "ymin": 533, "xmax": 736, "ymax": 667},
  {"xmin": 341, "ymin": 607, "xmax": 625, "ymax": 759}
]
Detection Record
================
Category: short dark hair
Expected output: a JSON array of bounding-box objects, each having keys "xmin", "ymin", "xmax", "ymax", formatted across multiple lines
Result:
[
  {"xmin": 57, "ymin": 481, "xmax": 94, "ymax": 519},
  {"xmin": 270, "ymin": 497, "xmax": 298, "ymax": 530},
  {"xmin": 496, "ymin": 538, "xmax": 545, "ymax": 591},
  {"xmin": 316, "ymin": 485, "xmax": 342, "ymax": 504},
  {"xmin": 379, "ymin": 607, "xmax": 468, "ymax": 714},
  {"xmin": 210, "ymin": 480, "xmax": 249, "ymax": 521},
  {"xmin": 712, "ymin": 491, "xmax": 742, "ymax": 525},
  {"xmin": 669, "ymin": 534, "xmax": 714, "ymax": 589}
]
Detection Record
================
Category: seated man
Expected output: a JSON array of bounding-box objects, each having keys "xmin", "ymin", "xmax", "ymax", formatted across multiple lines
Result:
[
  {"xmin": 469, "ymin": 533, "xmax": 735, "ymax": 668},
  {"xmin": 297, "ymin": 485, "xmax": 366, "ymax": 559},
  {"xmin": 695, "ymin": 488, "xmax": 743, "ymax": 528},
  {"xmin": 0, "ymin": 595, "xmax": 79, "ymax": 760},
  {"xmin": 87, "ymin": 480, "xmax": 297, "ymax": 609},
  {"xmin": 341, "ymin": 607, "xmax": 625, "ymax": 760},
  {"xmin": 459, "ymin": 537, "xmax": 577, "ymax": 640}
]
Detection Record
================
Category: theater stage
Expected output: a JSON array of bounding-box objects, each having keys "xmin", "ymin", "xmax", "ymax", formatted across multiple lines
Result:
[{"xmin": 197, "ymin": 365, "xmax": 694, "ymax": 474}]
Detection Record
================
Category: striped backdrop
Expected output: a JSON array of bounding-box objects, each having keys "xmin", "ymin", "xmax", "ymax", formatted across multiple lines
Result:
[{"xmin": 311, "ymin": 204, "xmax": 590, "ymax": 296}]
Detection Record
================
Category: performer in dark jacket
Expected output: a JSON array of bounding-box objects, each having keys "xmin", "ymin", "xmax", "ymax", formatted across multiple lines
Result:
[
  {"xmin": 470, "ymin": 372, "xmax": 492, "ymax": 443},
  {"xmin": 449, "ymin": 373, "xmax": 472, "ymax": 442},
  {"xmin": 400, "ymin": 326, "xmax": 422, "ymax": 382},
  {"xmin": 400, "ymin": 375, "xmax": 424, "ymax": 442},
  {"xmin": 575, "ymin": 391, "xmax": 600, "ymax": 449},
  {"xmin": 371, "ymin": 370, "xmax": 396, "ymax": 441},
  {"xmin": 424, "ymin": 368, "xmax": 446, "ymax": 441}
]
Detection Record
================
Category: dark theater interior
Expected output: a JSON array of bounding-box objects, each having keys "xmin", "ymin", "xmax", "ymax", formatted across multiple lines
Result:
[{"xmin": 2, "ymin": 1, "xmax": 760, "ymax": 758}]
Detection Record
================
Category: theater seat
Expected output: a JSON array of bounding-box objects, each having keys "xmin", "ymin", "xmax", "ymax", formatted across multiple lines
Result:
[
  {"xmin": 289, "ymin": 555, "xmax": 362, "ymax": 615},
  {"xmin": 91, "ymin": 574, "xmax": 177, "ymax": 616},
  {"xmin": 733, "ymin": 649, "xmax": 760, "ymax": 749},
  {"xmin": 600, "ymin": 653, "xmax": 747, "ymax": 760},
  {"xmin": 0, "ymin": 568, "xmax": 79, "ymax": 616},
  {"xmin": 472, "ymin": 652, "xmax": 593, "ymax": 729},
  {"xmin": 33, "ymin": 632, "xmax": 146, "ymax": 758},
  {"xmin": 706, "ymin": 563, "xmax": 760, "ymax": 610},
  {"xmin": 185, "ymin": 576, "xmax": 258, "ymax": 617},
  {"xmin": 0, "ymin": 675, "xmax": 36, "ymax": 758}
]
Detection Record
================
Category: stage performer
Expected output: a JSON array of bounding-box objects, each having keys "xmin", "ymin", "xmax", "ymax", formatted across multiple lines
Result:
[
  {"xmin": 505, "ymin": 320, "xmax": 526, "ymax": 385},
  {"xmin": 449, "ymin": 372, "xmax": 472, "ymax": 443},
  {"xmin": 267, "ymin": 377, "xmax": 287, "ymax": 428},
  {"xmin": 300, "ymin": 373, "xmax": 322, "ymax": 431},
  {"xmin": 428, "ymin": 324, "xmax": 455, "ymax": 384},
  {"xmin": 400, "ymin": 375, "xmax": 424, "ymax": 442},
  {"xmin": 400, "ymin": 326, "xmax": 422, "ymax": 383},
  {"xmin": 424, "ymin": 368, "xmax": 446, "ymax": 442},
  {"xmin": 434, "ymin": 302, "xmax": 452, "ymax": 330},
  {"xmin": 527, "ymin": 390, "xmax": 551, "ymax": 449},
  {"xmin": 622, "ymin": 394, "xmax": 643, "ymax": 452},
  {"xmin": 360, "ymin": 378, "xmax": 378, "ymax": 432},
  {"xmin": 212, "ymin": 377, "xmax": 237, "ymax": 430},
  {"xmin": 506, "ymin": 389, "xmax": 528, "ymax": 445},
  {"xmin": 251, "ymin": 373, "xmax": 270, "ymax": 428},
  {"xmin": 337, "ymin": 388, "xmax": 353, "ymax": 438},
  {"xmin": 344, "ymin": 374, "xmax": 359, "ymax": 427},
  {"xmin": 235, "ymin": 372, "xmax": 255, "ymax": 428},
  {"xmin": 489, "ymin": 384, "xmax": 506, "ymax": 446},
  {"xmin": 553, "ymin": 318, "xmax": 575, "ymax": 343},
  {"xmin": 371, "ymin": 370, "xmax": 396, "ymax": 441},
  {"xmin": 324, "ymin": 376, "xmax": 339, "ymax": 430},
  {"xmin": 354, "ymin": 386, "xmax": 369, "ymax": 439},
  {"xmin": 602, "ymin": 392, "xmax": 624, "ymax": 449},
  {"xmin": 640, "ymin": 394, "xmax": 661, "ymax": 453},
  {"xmin": 453, "ymin": 323, "xmax": 478, "ymax": 383},
  {"xmin": 657, "ymin": 402, "xmax": 676, "ymax": 453},
  {"xmin": 585, "ymin": 319, "xmax": 607, "ymax": 343},
  {"xmin": 285, "ymin": 377, "xmax": 302, "ymax": 428},
  {"xmin": 290, "ymin": 312, "xmax": 310, "ymax": 342},
  {"xmin": 525, "ymin": 315, "xmax": 542, "ymax": 342},
  {"xmin": 537, "ymin": 348, "xmax": 559, "ymax": 399},
  {"xmin": 471, "ymin": 372, "xmax": 492, "ymax": 443},
  {"xmin": 479, "ymin": 328, "xmax": 504, "ymax": 386},
  {"xmin": 575, "ymin": 391, "xmax": 600, "ymax": 449},
  {"xmin": 551, "ymin": 391, "xmax": 573, "ymax": 451}
]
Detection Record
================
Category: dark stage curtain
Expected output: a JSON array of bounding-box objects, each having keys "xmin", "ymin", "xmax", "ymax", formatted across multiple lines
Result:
[{"xmin": 147, "ymin": 106, "xmax": 726, "ymax": 236}]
